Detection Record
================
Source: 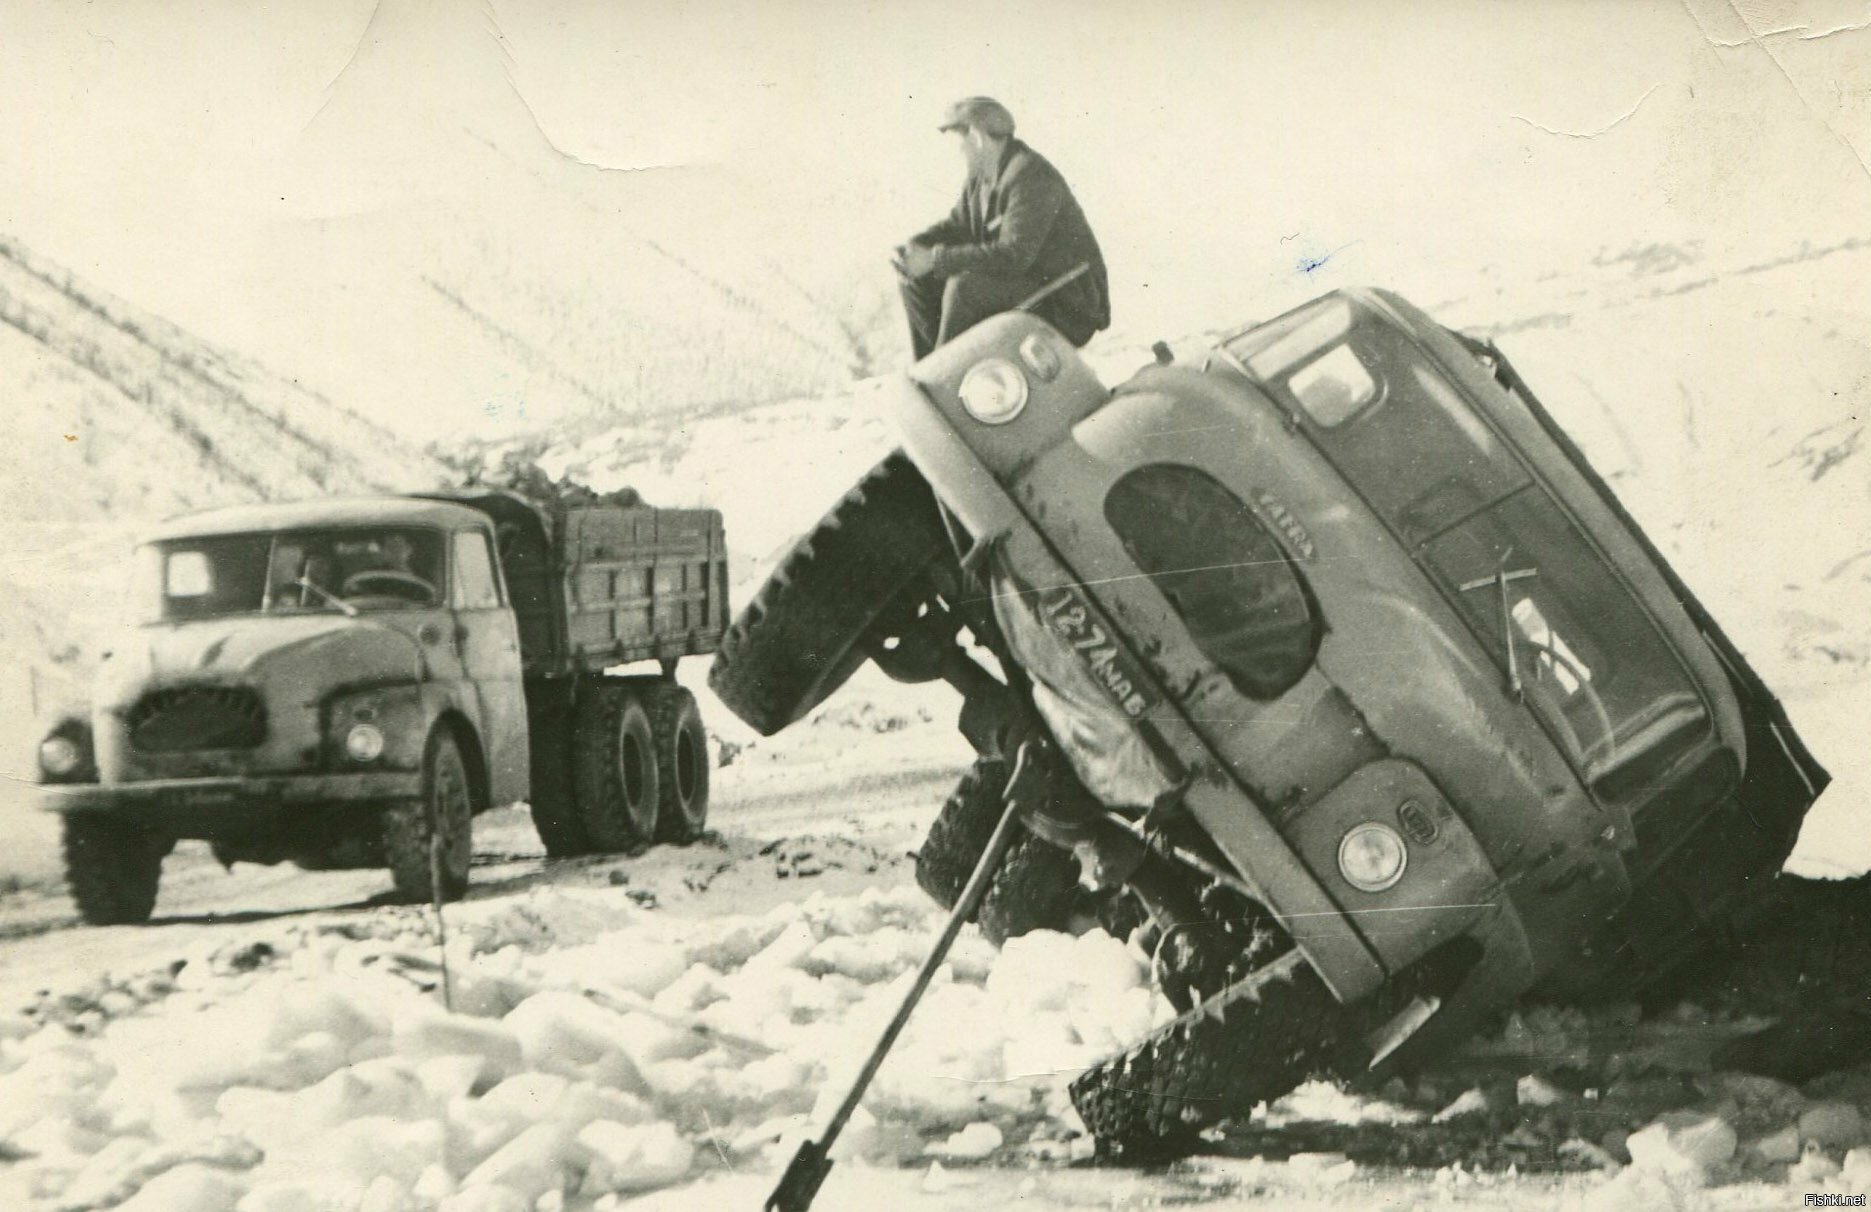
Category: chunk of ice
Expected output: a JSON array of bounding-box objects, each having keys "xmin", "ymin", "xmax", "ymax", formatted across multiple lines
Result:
[
  {"xmin": 393, "ymin": 1008, "xmax": 523, "ymax": 1082},
  {"xmin": 114, "ymin": 1163, "xmax": 246, "ymax": 1212},
  {"xmin": 576, "ymin": 1120, "xmax": 694, "ymax": 1193},
  {"xmin": 1625, "ymin": 1110, "xmax": 1736, "ymax": 1184},
  {"xmin": 925, "ymin": 1122, "xmax": 1003, "ymax": 1160},
  {"xmin": 503, "ymin": 993, "xmax": 648, "ymax": 1093},
  {"xmin": 462, "ymin": 1122, "xmax": 578, "ymax": 1205}
]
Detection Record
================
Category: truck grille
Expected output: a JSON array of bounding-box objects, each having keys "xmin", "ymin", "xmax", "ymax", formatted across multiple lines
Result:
[{"xmin": 128, "ymin": 687, "xmax": 267, "ymax": 752}]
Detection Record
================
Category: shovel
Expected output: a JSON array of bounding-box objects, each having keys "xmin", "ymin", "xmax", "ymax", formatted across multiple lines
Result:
[{"xmin": 763, "ymin": 745, "xmax": 1039, "ymax": 1212}]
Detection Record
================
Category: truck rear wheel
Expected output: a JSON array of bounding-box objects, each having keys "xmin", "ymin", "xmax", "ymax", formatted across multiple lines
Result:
[
  {"xmin": 575, "ymin": 680, "xmax": 660, "ymax": 851},
  {"xmin": 916, "ymin": 756, "xmax": 1081, "ymax": 947},
  {"xmin": 383, "ymin": 730, "xmax": 474, "ymax": 903},
  {"xmin": 707, "ymin": 451, "xmax": 949, "ymax": 736},
  {"xmin": 525, "ymin": 678, "xmax": 593, "ymax": 857},
  {"xmin": 650, "ymin": 684, "xmax": 710, "ymax": 844},
  {"xmin": 63, "ymin": 816, "xmax": 165, "ymax": 925}
]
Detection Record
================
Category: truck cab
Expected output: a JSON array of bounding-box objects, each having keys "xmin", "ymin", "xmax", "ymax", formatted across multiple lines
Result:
[
  {"xmin": 710, "ymin": 287, "xmax": 1828, "ymax": 1153},
  {"xmin": 38, "ymin": 490, "xmax": 729, "ymax": 924}
]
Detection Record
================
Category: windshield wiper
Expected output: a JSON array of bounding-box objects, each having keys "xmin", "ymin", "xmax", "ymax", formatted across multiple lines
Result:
[
  {"xmin": 295, "ymin": 575, "xmax": 358, "ymax": 617},
  {"xmin": 1458, "ymin": 563, "xmax": 1538, "ymax": 699}
]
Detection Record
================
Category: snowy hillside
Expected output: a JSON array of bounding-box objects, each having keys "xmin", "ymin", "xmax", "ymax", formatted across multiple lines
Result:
[
  {"xmin": 2, "ymin": 1, "xmax": 895, "ymax": 448},
  {"xmin": 0, "ymin": 237, "xmax": 449, "ymax": 870}
]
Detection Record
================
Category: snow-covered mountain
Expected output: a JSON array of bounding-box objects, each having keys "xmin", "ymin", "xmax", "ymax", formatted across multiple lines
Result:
[{"xmin": 5, "ymin": 0, "xmax": 902, "ymax": 450}]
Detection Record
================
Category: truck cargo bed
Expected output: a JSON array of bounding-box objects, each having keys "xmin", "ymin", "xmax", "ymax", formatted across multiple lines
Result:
[
  {"xmin": 419, "ymin": 488, "xmax": 730, "ymax": 677},
  {"xmin": 560, "ymin": 506, "xmax": 729, "ymax": 669}
]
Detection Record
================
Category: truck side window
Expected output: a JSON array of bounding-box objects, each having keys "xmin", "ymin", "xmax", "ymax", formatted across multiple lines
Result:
[
  {"xmin": 1105, "ymin": 464, "xmax": 1320, "ymax": 700},
  {"xmin": 453, "ymin": 531, "xmax": 502, "ymax": 609},
  {"xmin": 1288, "ymin": 344, "xmax": 1378, "ymax": 426}
]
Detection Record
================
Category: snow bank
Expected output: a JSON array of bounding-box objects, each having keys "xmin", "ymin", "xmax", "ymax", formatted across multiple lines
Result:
[{"xmin": 0, "ymin": 884, "xmax": 1162, "ymax": 1209}]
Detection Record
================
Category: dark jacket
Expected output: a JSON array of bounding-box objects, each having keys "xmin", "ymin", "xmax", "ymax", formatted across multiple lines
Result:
[{"xmin": 912, "ymin": 139, "xmax": 1110, "ymax": 340}]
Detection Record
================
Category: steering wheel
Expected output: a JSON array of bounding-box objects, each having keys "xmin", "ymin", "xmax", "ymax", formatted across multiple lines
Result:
[
  {"xmin": 341, "ymin": 569, "xmax": 436, "ymax": 603},
  {"xmin": 1520, "ymin": 638, "xmax": 1618, "ymax": 769}
]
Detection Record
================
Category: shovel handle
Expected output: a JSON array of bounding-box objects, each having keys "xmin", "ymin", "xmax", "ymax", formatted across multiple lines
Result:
[
  {"xmin": 819, "ymin": 776, "xmax": 1028, "ymax": 1144},
  {"xmin": 765, "ymin": 757, "xmax": 1033, "ymax": 1211}
]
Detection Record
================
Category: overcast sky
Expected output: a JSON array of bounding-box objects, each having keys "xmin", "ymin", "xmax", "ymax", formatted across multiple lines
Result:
[{"xmin": 1, "ymin": 0, "xmax": 1865, "ymax": 354}]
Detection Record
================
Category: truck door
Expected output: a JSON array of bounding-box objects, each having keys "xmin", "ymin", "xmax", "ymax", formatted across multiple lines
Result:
[{"xmin": 452, "ymin": 528, "xmax": 530, "ymax": 805}]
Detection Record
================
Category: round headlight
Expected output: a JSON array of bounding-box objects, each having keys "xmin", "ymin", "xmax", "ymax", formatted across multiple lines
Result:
[
  {"xmin": 39, "ymin": 734, "xmax": 82, "ymax": 777},
  {"xmin": 345, "ymin": 723, "xmax": 385, "ymax": 763},
  {"xmin": 958, "ymin": 358, "xmax": 1029, "ymax": 424},
  {"xmin": 1338, "ymin": 822, "xmax": 1407, "ymax": 892}
]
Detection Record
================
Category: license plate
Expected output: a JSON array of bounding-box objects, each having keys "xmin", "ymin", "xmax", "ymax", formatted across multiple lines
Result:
[{"xmin": 1037, "ymin": 586, "xmax": 1157, "ymax": 718}]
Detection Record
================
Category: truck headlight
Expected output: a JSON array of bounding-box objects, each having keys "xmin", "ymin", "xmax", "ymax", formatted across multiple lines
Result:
[
  {"xmin": 958, "ymin": 359, "xmax": 1029, "ymax": 424},
  {"xmin": 344, "ymin": 724, "xmax": 385, "ymax": 763},
  {"xmin": 39, "ymin": 735, "xmax": 82, "ymax": 777},
  {"xmin": 1339, "ymin": 822, "xmax": 1407, "ymax": 892}
]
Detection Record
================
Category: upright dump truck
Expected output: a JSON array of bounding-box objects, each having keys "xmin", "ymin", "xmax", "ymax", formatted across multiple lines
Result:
[{"xmin": 34, "ymin": 488, "xmax": 730, "ymax": 924}]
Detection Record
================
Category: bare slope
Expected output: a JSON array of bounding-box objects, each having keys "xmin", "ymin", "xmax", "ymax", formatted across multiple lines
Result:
[
  {"xmin": 0, "ymin": 236, "xmax": 447, "ymax": 813},
  {"xmin": 34, "ymin": 0, "xmax": 896, "ymax": 445}
]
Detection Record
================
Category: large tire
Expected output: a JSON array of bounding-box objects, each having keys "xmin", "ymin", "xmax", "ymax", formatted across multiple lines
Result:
[
  {"xmin": 383, "ymin": 730, "xmax": 474, "ymax": 904},
  {"xmin": 915, "ymin": 757, "xmax": 1081, "ymax": 947},
  {"xmin": 1068, "ymin": 949, "xmax": 1349, "ymax": 1159},
  {"xmin": 980, "ymin": 835, "xmax": 1084, "ymax": 947},
  {"xmin": 649, "ymin": 683, "xmax": 710, "ymax": 844},
  {"xmin": 575, "ymin": 680, "xmax": 660, "ymax": 852},
  {"xmin": 707, "ymin": 451, "xmax": 948, "ymax": 736},
  {"xmin": 63, "ymin": 815, "xmax": 164, "ymax": 925},
  {"xmin": 524, "ymin": 678, "xmax": 593, "ymax": 857}
]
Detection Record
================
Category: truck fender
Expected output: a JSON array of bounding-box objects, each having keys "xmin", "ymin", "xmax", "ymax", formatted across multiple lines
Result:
[{"xmin": 432, "ymin": 710, "xmax": 492, "ymax": 815}]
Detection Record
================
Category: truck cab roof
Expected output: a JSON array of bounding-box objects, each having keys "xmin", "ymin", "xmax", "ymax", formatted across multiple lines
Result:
[{"xmin": 146, "ymin": 496, "xmax": 490, "ymax": 542}]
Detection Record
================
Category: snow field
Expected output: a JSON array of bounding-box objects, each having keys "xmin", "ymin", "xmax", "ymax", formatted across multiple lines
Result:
[{"xmin": 0, "ymin": 884, "xmax": 1172, "ymax": 1209}]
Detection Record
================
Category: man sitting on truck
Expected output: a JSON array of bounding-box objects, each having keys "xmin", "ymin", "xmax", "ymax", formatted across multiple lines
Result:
[{"xmin": 895, "ymin": 97, "xmax": 1111, "ymax": 359}]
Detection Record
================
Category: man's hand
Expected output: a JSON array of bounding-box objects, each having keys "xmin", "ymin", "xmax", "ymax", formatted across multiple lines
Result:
[{"xmin": 896, "ymin": 242, "xmax": 937, "ymax": 279}]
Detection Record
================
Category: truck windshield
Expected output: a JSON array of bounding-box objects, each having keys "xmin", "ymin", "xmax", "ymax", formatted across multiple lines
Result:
[
  {"xmin": 134, "ymin": 528, "xmax": 446, "ymax": 622},
  {"xmin": 1226, "ymin": 296, "xmax": 1711, "ymax": 788}
]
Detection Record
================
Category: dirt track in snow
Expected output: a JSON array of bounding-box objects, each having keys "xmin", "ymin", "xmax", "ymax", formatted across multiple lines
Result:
[{"xmin": 0, "ymin": 743, "xmax": 962, "ymax": 1012}]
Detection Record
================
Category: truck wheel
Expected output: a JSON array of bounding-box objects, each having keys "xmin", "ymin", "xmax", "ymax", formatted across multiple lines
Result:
[
  {"xmin": 707, "ymin": 451, "xmax": 948, "ymax": 736},
  {"xmin": 915, "ymin": 756, "xmax": 1081, "ymax": 947},
  {"xmin": 650, "ymin": 684, "xmax": 710, "ymax": 844},
  {"xmin": 63, "ymin": 816, "xmax": 165, "ymax": 926},
  {"xmin": 1068, "ymin": 949, "xmax": 1346, "ymax": 1159},
  {"xmin": 383, "ymin": 730, "xmax": 474, "ymax": 903},
  {"xmin": 525, "ymin": 679, "xmax": 593, "ymax": 857},
  {"xmin": 575, "ymin": 681, "xmax": 660, "ymax": 851}
]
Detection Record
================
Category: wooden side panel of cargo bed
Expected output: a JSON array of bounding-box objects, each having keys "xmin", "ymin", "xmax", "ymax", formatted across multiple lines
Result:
[{"xmin": 559, "ymin": 506, "xmax": 730, "ymax": 668}]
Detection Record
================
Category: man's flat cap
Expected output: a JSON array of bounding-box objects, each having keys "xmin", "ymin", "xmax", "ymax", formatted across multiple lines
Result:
[{"xmin": 938, "ymin": 97, "xmax": 1015, "ymax": 137}]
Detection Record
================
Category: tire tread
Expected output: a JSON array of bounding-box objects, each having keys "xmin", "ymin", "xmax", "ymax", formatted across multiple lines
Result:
[
  {"xmin": 63, "ymin": 816, "xmax": 163, "ymax": 926},
  {"xmin": 649, "ymin": 683, "xmax": 710, "ymax": 844},
  {"xmin": 707, "ymin": 451, "xmax": 947, "ymax": 736}
]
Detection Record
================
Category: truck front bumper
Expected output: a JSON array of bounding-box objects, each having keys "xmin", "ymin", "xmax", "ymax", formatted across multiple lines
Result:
[{"xmin": 41, "ymin": 771, "xmax": 422, "ymax": 824}]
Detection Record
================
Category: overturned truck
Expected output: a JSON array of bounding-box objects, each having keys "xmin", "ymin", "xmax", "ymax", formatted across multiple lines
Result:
[
  {"xmin": 710, "ymin": 288, "xmax": 1829, "ymax": 1157},
  {"xmin": 37, "ymin": 487, "xmax": 729, "ymax": 923}
]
